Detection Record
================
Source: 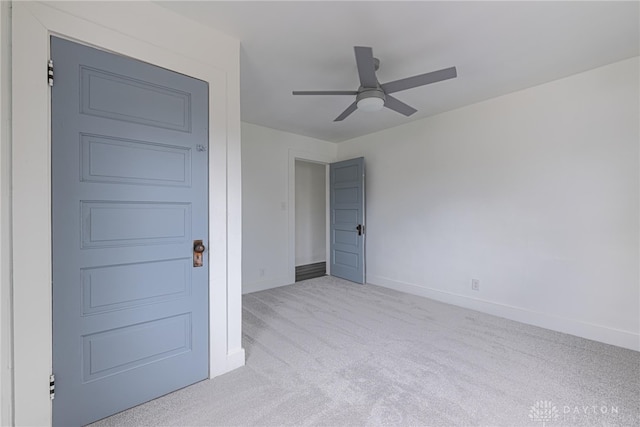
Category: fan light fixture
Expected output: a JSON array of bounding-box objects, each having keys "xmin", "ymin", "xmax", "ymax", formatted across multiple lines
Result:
[
  {"xmin": 357, "ymin": 96, "xmax": 384, "ymax": 112},
  {"xmin": 356, "ymin": 89, "xmax": 385, "ymax": 113}
]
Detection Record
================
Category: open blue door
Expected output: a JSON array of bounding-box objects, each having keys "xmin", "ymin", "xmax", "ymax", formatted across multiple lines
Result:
[{"xmin": 330, "ymin": 157, "xmax": 365, "ymax": 284}]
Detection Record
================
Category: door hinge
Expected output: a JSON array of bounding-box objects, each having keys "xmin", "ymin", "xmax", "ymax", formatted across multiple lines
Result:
[
  {"xmin": 47, "ymin": 60, "xmax": 54, "ymax": 87},
  {"xmin": 49, "ymin": 374, "xmax": 55, "ymax": 400}
]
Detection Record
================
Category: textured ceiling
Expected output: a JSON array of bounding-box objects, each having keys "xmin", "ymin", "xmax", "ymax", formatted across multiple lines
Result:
[{"xmin": 160, "ymin": 1, "xmax": 639, "ymax": 143}]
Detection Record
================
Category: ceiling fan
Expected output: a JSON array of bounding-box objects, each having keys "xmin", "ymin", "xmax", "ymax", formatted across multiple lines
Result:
[{"xmin": 293, "ymin": 46, "xmax": 457, "ymax": 122}]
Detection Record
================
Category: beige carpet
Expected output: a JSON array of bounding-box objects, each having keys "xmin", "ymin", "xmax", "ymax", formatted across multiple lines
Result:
[{"xmin": 91, "ymin": 276, "xmax": 640, "ymax": 426}]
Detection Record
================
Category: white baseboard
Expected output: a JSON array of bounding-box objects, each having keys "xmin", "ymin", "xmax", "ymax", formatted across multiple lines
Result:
[
  {"xmin": 368, "ymin": 274, "xmax": 640, "ymax": 352},
  {"xmin": 242, "ymin": 276, "xmax": 292, "ymax": 294},
  {"xmin": 210, "ymin": 347, "xmax": 245, "ymax": 378},
  {"xmin": 225, "ymin": 347, "xmax": 246, "ymax": 372}
]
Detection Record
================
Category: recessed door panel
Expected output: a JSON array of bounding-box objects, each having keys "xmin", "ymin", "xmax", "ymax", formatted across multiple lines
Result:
[
  {"xmin": 334, "ymin": 229, "xmax": 358, "ymax": 246},
  {"xmin": 81, "ymin": 134, "xmax": 192, "ymax": 186},
  {"xmin": 333, "ymin": 187, "xmax": 359, "ymax": 204},
  {"xmin": 333, "ymin": 164, "xmax": 359, "ymax": 182},
  {"xmin": 81, "ymin": 258, "xmax": 191, "ymax": 314},
  {"xmin": 334, "ymin": 250, "xmax": 359, "ymax": 268},
  {"xmin": 333, "ymin": 208, "xmax": 358, "ymax": 224},
  {"xmin": 80, "ymin": 66, "xmax": 192, "ymax": 132},
  {"xmin": 82, "ymin": 314, "xmax": 192, "ymax": 382},
  {"xmin": 81, "ymin": 201, "xmax": 191, "ymax": 248}
]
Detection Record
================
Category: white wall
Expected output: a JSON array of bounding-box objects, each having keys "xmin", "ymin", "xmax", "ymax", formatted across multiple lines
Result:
[
  {"xmin": 337, "ymin": 57, "xmax": 639, "ymax": 351},
  {"xmin": 0, "ymin": 2, "xmax": 12, "ymax": 426},
  {"xmin": 10, "ymin": 2, "xmax": 243, "ymax": 425},
  {"xmin": 242, "ymin": 123, "xmax": 336, "ymax": 293},
  {"xmin": 295, "ymin": 160, "xmax": 326, "ymax": 266}
]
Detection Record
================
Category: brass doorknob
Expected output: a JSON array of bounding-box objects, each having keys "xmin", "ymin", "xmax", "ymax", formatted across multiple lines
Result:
[{"xmin": 194, "ymin": 243, "xmax": 206, "ymax": 253}]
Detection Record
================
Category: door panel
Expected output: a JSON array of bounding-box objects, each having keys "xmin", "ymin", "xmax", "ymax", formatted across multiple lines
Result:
[
  {"xmin": 80, "ymin": 134, "xmax": 192, "ymax": 186},
  {"xmin": 51, "ymin": 36, "xmax": 209, "ymax": 426},
  {"xmin": 330, "ymin": 158, "xmax": 365, "ymax": 283}
]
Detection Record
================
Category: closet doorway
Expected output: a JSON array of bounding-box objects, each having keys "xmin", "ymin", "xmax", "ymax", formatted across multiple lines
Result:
[{"xmin": 294, "ymin": 160, "xmax": 327, "ymax": 281}]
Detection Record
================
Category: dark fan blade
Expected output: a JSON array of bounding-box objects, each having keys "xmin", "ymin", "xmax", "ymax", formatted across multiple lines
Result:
[
  {"xmin": 381, "ymin": 66, "xmax": 457, "ymax": 94},
  {"xmin": 293, "ymin": 91, "xmax": 358, "ymax": 95},
  {"xmin": 354, "ymin": 46, "xmax": 378, "ymax": 88},
  {"xmin": 384, "ymin": 95, "xmax": 417, "ymax": 117},
  {"xmin": 334, "ymin": 101, "xmax": 358, "ymax": 122}
]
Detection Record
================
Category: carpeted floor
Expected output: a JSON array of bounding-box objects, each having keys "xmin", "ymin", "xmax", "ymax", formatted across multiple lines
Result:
[{"xmin": 91, "ymin": 276, "xmax": 640, "ymax": 426}]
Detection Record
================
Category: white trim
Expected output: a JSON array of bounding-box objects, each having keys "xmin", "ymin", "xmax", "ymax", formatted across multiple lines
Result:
[
  {"xmin": 325, "ymin": 165, "xmax": 331, "ymax": 276},
  {"xmin": 12, "ymin": 6, "xmax": 51, "ymax": 424},
  {"xmin": 287, "ymin": 150, "xmax": 335, "ymax": 284},
  {"xmin": 224, "ymin": 347, "xmax": 246, "ymax": 373},
  {"xmin": 12, "ymin": 2, "xmax": 243, "ymax": 425},
  {"xmin": 369, "ymin": 274, "xmax": 640, "ymax": 351},
  {"xmin": 0, "ymin": 2, "xmax": 13, "ymax": 426}
]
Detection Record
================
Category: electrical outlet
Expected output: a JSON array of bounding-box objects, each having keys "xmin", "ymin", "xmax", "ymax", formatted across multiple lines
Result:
[{"xmin": 471, "ymin": 279, "xmax": 480, "ymax": 291}]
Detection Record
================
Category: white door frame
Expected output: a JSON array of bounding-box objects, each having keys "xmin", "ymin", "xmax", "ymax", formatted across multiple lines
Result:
[
  {"xmin": 287, "ymin": 150, "xmax": 335, "ymax": 284},
  {"xmin": 11, "ymin": 3, "xmax": 243, "ymax": 425}
]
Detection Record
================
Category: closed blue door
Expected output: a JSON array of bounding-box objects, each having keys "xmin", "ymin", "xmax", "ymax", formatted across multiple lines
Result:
[
  {"xmin": 51, "ymin": 37, "xmax": 209, "ymax": 426},
  {"xmin": 330, "ymin": 158, "xmax": 365, "ymax": 284}
]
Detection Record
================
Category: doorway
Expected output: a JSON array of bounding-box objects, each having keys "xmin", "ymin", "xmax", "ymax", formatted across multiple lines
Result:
[
  {"xmin": 294, "ymin": 160, "xmax": 327, "ymax": 281},
  {"xmin": 290, "ymin": 156, "xmax": 366, "ymax": 285}
]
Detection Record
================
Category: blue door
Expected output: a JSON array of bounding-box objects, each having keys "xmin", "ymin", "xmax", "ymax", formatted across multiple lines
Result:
[
  {"xmin": 51, "ymin": 37, "xmax": 209, "ymax": 426},
  {"xmin": 330, "ymin": 158, "xmax": 365, "ymax": 284}
]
